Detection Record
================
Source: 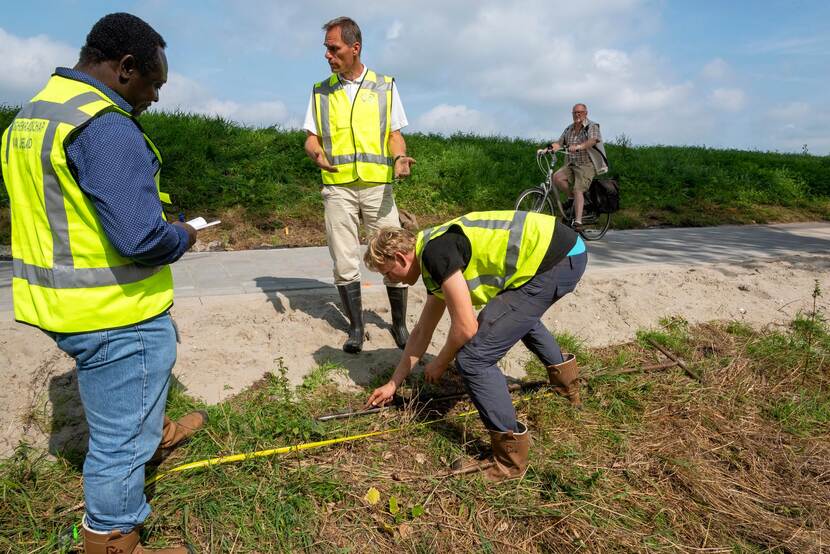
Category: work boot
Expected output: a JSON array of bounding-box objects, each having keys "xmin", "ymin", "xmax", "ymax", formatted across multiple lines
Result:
[
  {"xmin": 546, "ymin": 353, "xmax": 581, "ymax": 407},
  {"xmin": 450, "ymin": 422, "xmax": 530, "ymax": 483},
  {"xmin": 386, "ymin": 286, "xmax": 409, "ymax": 349},
  {"xmin": 83, "ymin": 524, "xmax": 194, "ymax": 553},
  {"xmin": 484, "ymin": 421, "xmax": 531, "ymax": 482},
  {"xmin": 337, "ymin": 282, "xmax": 364, "ymax": 353},
  {"xmin": 152, "ymin": 411, "xmax": 208, "ymax": 462}
]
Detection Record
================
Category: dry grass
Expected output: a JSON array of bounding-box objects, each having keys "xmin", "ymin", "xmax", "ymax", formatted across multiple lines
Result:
[{"xmin": 2, "ymin": 319, "xmax": 828, "ymax": 552}]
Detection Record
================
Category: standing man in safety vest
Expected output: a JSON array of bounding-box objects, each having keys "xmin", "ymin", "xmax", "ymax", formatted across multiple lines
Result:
[
  {"xmin": 303, "ymin": 16, "xmax": 415, "ymax": 354},
  {"xmin": 1, "ymin": 13, "xmax": 203, "ymax": 553},
  {"xmin": 363, "ymin": 211, "xmax": 587, "ymax": 481}
]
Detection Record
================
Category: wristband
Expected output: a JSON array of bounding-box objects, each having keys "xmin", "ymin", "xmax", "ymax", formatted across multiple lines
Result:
[{"xmin": 394, "ymin": 154, "xmax": 405, "ymax": 164}]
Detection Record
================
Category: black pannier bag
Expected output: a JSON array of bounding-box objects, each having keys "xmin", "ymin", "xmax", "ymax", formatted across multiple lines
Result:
[{"xmin": 588, "ymin": 179, "xmax": 620, "ymax": 213}]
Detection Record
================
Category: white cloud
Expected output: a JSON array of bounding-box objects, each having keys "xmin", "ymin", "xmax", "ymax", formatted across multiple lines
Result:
[
  {"xmin": 593, "ymin": 49, "xmax": 631, "ymax": 76},
  {"xmin": 744, "ymin": 35, "xmax": 829, "ymax": 55},
  {"xmin": 709, "ymin": 88, "xmax": 746, "ymax": 111},
  {"xmin": 386, "ymin": 20, "xmax": 403, "ymax": 41},
  {"xmin": 761, "ymin": 101, "xmax": 830, "ymax": 153},
  {"xmin": 4, "ymin": 4, "xmax": 825, "ymax": 152},
  {"xmin": 0, "ymin": 27, "xmax": 294, "ymax": 128},
  {"xmin": 767, "ymin": 101, "xmax": 810, "ymax": 121},
  {"xmin": 702, "ymin": 58, "xmax": 730, "ymax": 80},
  {"xmin": 0, "ymin": 27, "xmax": 76, "ymax": 102},
  {"xmin": 367, "ymin": 0, "xmax": 703, "ymax": 143},
  {"xmin": 151, "ymin": 72, "xmax": 293, "ymax": 127},
  {"xmin": 416, "ymin": 104, "xmax": 498, "ymax": 135}
]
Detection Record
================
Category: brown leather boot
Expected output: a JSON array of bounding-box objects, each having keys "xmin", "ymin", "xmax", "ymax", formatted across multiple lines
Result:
[
  {"xmin": 83, "ymin": 525, "xmax": 194, "ymax": 553},
  {"xmin": 484, "ymin": 421, "xmax": 531, "ymax": 482},
  {"xmin": 546, "ymin": 353, "xmax": 581, "ymax": 407},
  {"xmin": 152, "ymin": 411, "xmax": 208, "ymax": 461}
]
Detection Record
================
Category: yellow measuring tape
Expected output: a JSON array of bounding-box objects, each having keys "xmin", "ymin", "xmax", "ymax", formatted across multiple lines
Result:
[
  {"xmin": 65, "ymin": 390, "xmax": 558, "ymax": 547},
  {"xmin": 145, "ymin": 390, "xmax": 557, "ymax": 486}
]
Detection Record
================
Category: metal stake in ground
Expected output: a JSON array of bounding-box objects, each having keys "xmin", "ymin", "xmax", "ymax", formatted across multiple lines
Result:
[
  {"xmin": 316, "ymin": 380, "xmax": 549, "ymax": 421},
  {"xmin": 646, "ymin": 338, "xmax": 701, "ymax": 381}
]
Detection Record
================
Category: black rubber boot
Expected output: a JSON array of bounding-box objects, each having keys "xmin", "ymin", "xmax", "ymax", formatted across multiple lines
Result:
[
  {"xmin": 337, "ymin": 282, "xmax": 364, "ymax": 353},
  {"xmin": 386, "ymin": 286, "xmax": 410, "ymax": 349}
]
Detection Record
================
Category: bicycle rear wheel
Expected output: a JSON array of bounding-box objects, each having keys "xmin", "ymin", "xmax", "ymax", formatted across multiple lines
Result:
[
  {"xmin": 515, "ymin": 188, "xmax": 555, "ymax": 216},
  {"xmin": 578, "ymin": 209, "xmax": 611, "ymax": 241}
]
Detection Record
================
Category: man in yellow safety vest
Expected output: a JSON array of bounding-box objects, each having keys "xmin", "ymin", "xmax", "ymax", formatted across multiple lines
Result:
[
  {"xmin": 364, "ymin": 211, "xmax": 588, "ymax": 481},
  {"xmin": 1, "ymin": 13, "xmax": 203, "ymax": 553},
  {"xmin": 303, "ymin": 16, "xmax": 416, "ymax": 355}
]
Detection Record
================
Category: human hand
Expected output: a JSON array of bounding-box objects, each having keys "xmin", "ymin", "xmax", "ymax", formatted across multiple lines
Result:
[
  {"xmin": 172, "ymin": 221, "xmax": 197, "ymax": 248},
  {"xmin": 313, "ymin": 150, "xmax": 338, "ymax": 172},
  {"xmin": 423, "ymin": 360, "xmax": 448, "ymax": 384},
  {"xmin": 536, "ymin": 148, "xmax": 549, "ymax": 156},
  {"xmin": 366, "ymin": 381, "xmax": 397, "ymax": 408},
  {"xmin": 394, "ymin": 155, "xmax": 416, "ymax": 179},
  {"xmin": 568, "ymin": 144, "xmax": 580, "ymax": 153}
]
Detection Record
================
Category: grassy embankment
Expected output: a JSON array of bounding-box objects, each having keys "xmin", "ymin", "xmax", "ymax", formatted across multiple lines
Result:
[
  {"xmin": 1, "ymin": 290, "xmax": 828, "ymax": 551},
  {"xmin": 1, "ymin": 107, "xmax": 829, "ymax": 248}
]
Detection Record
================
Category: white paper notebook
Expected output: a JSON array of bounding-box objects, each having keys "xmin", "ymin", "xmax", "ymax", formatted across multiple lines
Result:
[{"xmin": 186, "ymin": 216, "xmax": 221, "ymax": 230}]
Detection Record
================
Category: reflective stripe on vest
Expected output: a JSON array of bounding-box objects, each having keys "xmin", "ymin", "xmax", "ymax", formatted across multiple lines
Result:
[
  {"xmin": 416, "ymin": 211, "xmax": 556, "ymax": 307},
  {"xmin": 1, "ymin": 75, "xmax": 174, "ymax": 332},
  {"xmin": 312, "ymin": 69, "xmax": 394, "ymax": 184}
]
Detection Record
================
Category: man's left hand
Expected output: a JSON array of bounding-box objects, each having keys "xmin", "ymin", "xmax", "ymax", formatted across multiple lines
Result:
[
  {"xmin": 394, "ymin": 155, "xmax": 416, "ymax": 179},
  {"xmin": 423, "ymin": 359, "xmax": 447, "ymax": 384},
  {"xmin": 568, "ymin": 144, "xmax": 580, "ymax": 153}
]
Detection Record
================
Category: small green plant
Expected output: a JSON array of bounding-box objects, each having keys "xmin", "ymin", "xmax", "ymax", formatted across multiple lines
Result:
[{"xmin": 790, "ymin": 280, "xmax": 828, "ymax": 372}]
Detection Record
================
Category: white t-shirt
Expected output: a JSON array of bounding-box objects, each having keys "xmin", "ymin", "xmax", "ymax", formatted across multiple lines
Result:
[{"xmin": 303, "ymin": 65, "xmax": 408, "ymax": 134}]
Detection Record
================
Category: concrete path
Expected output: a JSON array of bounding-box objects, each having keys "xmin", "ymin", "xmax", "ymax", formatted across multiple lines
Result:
[{"xmin": 2, "ymin": 222, "xmax": 829, "ymax": 312}]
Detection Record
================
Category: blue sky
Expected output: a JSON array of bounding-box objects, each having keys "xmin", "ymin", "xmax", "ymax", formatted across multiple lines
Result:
[{"xmin": 2, "ymin": 1, "xmax": 828, "ymax": 153}]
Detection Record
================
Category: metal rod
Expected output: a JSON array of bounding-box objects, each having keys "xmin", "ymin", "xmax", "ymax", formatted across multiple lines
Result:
[
  {"xmin": 601, "ymin": 360, "xmax": 678, "ymax": 377},
  {"xmin": 646, "ymin": 338, "xmax": 701, "ymax": 381},
  {"xmin": 447, "ymin": 461, "xmax": 495, "ymax": 476},
  {"xmin": 316, "ymin": 380, "xmax": 549, "ymax": 421},
  {"xmin": 317, "ymin": 405, "xmax": 390, "ymax": 422}
]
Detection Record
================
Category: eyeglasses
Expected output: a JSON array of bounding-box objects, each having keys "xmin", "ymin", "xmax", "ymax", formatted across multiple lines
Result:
[{"xmin": 572, "ymin": 111, "xmax": 586, "ymax": 115}]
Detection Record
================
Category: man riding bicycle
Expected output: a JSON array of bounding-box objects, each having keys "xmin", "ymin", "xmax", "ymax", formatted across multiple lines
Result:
[{"xmin": 537, "ymin": 103, "xmax": 608, "ymax": 231}]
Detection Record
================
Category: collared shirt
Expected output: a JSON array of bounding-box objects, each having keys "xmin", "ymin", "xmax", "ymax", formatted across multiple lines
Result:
[
  {"xmin": 302, "ymin": 64, "xmax": 408, "ymax": 133},
  {"xmin": 58, "ymin": 67, "xmax": 190, "ymax": 266},
  {"xmin": 557, "ymin": 118, "xmax": 602, "ymax": 166}
]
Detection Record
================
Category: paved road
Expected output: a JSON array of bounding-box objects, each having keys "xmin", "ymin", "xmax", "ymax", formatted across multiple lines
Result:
[{"xmin": 2, "ymin": 222, "xmax": 829, "ymax": 312}]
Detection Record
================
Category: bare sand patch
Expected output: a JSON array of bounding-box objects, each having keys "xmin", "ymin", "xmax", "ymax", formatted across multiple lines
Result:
[{"xmin": 1, "ymin": 254, "xmax": 828, "ymax": 456}]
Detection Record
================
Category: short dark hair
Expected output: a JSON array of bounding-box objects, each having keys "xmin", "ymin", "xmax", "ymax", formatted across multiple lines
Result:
[
  {"xmin": 79, "ymin": 13, "xmax": 166, "ymax": 74},
  {"xmin": 322, "ymin": 16, "xmax": 362, "ymax": 47}
]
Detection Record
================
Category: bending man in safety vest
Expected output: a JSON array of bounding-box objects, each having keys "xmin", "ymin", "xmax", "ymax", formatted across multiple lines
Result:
[
  {"xmin": 1, "ymin": 13, "xmax": 203, "ymax": 553},
  {"xmin": 303, "ymin": 16, "xmax": 416, "ymax": 354},
  {"xmin": 364, "ymin": 211, "xmax": 588, "ymax": 481}
]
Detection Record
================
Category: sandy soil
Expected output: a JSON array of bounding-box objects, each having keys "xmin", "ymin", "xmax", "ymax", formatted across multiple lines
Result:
[{"xmin": 1, "ymin": 254, "xmax": 829, "ymax": 457}]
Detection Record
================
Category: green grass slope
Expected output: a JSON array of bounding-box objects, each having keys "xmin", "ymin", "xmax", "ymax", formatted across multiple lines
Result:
[{"xmin": 1, "ymin": 106, "xmax": 828, "ymax": 247}]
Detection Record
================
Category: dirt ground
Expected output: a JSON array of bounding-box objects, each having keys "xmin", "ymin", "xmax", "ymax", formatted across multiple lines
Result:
[{"xmin": 1, "ymin": 254, "xmax": 829, "ymax": 457}]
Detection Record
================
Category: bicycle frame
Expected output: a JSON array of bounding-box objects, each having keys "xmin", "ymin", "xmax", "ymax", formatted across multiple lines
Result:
[
  {"xmin": 516, "ymin": 149, "xmax": 612, "ymax": 240},
  {"xmin": 536, "ymin": 150, "xmax": 569, "ymax": 220}
]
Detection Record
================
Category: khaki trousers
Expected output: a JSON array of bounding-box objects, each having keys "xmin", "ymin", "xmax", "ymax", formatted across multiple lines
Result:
[
  {"xmin": 322, "ymin": 182, "xmax": 403, "ymax": 286},
  {"xmin": 554, "ymin": 162, "xmax": 596, "ymax": 193}
]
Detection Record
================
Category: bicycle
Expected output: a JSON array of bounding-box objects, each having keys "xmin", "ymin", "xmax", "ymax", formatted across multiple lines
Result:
[{"xmin": 514, "ymin": 149, "xmax": 611, "ymax": 241}]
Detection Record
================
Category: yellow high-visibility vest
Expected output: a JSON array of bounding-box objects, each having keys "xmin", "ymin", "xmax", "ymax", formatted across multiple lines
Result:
[
  {"xmin": 312, "ymin": 69, "xmax": 394, "ymax": 184},
  {"xmin": 1, "ymin": 74, "xmax": 174, "ymax": 333},
  {"xmin": 415, "ymin": 211, "xmax": 556, "ymax": 307}
]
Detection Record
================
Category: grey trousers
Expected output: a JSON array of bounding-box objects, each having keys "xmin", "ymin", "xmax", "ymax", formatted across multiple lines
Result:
[{"xmin": 455, "ymin": 251, "xmax": 588, "ymax": 432}]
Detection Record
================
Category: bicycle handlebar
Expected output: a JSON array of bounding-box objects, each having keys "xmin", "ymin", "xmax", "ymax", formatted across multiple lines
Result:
[{"xmin": 535, "ymin": 148, "xmax": 564, "ymax": 175}]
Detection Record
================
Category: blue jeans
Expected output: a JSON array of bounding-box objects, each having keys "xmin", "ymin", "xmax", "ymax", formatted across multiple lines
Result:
[
  {"xmin": 49, "ymin": 312, "xmax": 176, "ymax": 532},
  {"xmin": 455, "ymin": 252, "xmax": 588, "ymax": 432}
]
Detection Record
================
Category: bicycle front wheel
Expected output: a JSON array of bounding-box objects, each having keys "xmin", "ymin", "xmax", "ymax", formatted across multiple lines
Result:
[{"xmin": 515, "ymin": 188, "xmax": 555, "ymax": 216}]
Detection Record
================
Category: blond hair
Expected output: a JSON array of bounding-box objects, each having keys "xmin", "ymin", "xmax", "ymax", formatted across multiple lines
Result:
[{"xmin": 364, "ymin": 227, "xmax": 416, "ymax": 271}]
